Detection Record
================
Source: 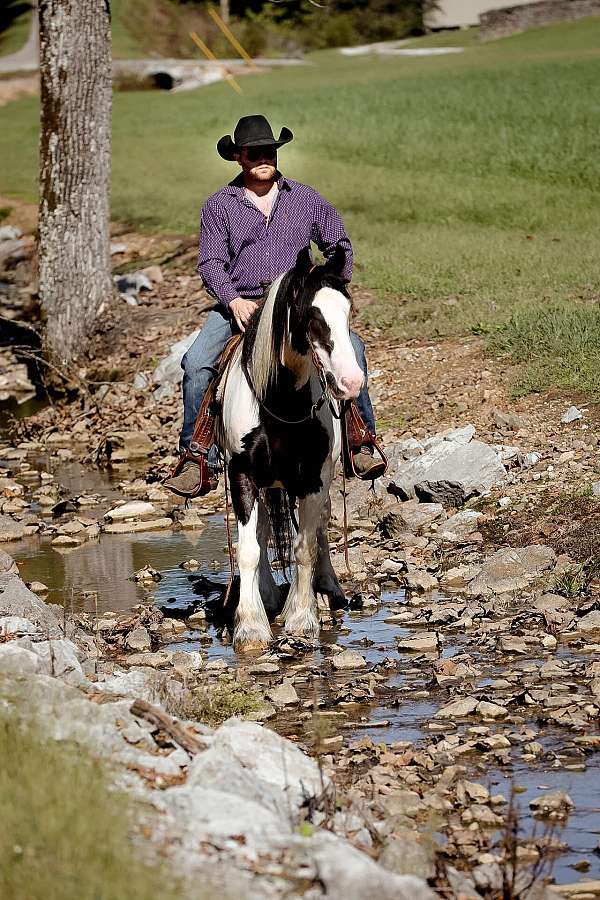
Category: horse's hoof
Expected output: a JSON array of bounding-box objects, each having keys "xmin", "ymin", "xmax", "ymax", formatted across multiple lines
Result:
[
  {"xmin": 233, "ymin": 622, "xmax": 272, "ymax": 651},
  {"xmin": 284, "ymin": 610, "xmax": 319, "ymax": 639}
]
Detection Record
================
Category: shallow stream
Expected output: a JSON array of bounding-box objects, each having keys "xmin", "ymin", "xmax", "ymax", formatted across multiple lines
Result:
[{"xmin": 4, "ymin": 458, "xmax": 600, "ymax": 885}]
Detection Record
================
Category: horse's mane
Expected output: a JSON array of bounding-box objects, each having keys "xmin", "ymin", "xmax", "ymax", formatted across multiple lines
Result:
[{"xmin": 241, "ymin": 245, "xmax": 349, "ymax": 400}]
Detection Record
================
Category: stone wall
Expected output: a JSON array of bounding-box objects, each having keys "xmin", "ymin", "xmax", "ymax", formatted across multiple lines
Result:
[{"xmin": 480, "ymin": 0, "xmax": 600, "ymax": 40}]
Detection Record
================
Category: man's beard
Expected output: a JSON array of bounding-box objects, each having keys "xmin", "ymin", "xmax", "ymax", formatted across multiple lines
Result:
[{"xmin": 250, "ymin": 164, "xmax": 276, "ymax": 181}]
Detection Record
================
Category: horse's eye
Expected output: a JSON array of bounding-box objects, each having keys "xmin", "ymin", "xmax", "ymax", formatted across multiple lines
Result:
[{"xmin": 309, "ymin": 311, "xmax": 333, "ymax": 354}]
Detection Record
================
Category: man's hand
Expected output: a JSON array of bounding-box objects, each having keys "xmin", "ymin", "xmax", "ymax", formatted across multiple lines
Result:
[{"xmin": 230, "ymin": 297, "xmax": 257, "ymax": 333}]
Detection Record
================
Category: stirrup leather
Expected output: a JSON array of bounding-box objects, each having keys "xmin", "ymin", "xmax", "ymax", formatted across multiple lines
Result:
[{"xmin": 341, "ymin": 400, "xmax": 388, "ymax": 480}]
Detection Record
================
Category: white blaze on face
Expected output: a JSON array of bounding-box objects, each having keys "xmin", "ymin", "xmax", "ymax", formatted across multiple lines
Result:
[{"xmin": 311, "ymin": 287, "xmax": 364, "ymax": 399}]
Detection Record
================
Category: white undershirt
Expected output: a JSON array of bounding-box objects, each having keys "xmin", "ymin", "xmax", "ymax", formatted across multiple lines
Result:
[{"xmin": 244, "ymin": 182, "xmax": 278, "ymax": 221}]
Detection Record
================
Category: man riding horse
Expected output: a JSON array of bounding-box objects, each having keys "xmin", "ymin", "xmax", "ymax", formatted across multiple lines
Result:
[{"xmin": 165, "ymin": 115, "xmax": 384, "ymax": 498}]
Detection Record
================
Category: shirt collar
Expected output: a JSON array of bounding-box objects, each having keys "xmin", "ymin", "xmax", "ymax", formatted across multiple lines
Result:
[{"xmin": 224, "ymin": 171, "xmax": 292, "ymax": 196}]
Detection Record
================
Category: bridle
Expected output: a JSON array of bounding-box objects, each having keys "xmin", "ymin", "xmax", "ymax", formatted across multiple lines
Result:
[{"xmin": 247, "ymin": 342, "xmax": 342, "ymax": 426}]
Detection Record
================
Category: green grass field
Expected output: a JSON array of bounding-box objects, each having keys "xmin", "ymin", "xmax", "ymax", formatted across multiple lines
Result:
[{"xmin": 1, "ymin": 18, "xmax": 599, "ymax": 359}]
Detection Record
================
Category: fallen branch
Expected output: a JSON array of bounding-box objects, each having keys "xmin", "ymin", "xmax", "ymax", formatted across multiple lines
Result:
[{"xmin": 130, "ymin": 698, "xmax": 207, "ymax": 756}]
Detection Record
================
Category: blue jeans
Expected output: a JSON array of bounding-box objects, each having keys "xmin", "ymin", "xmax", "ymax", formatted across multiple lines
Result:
[{"xmin": 179, "ymin": 307, "xmax": 376, "ymax": 449}]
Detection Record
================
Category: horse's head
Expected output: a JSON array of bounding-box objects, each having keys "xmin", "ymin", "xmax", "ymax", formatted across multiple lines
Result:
[{"xmin": 294, "ymin": 246, "xmax": 364, "ymax": 401}]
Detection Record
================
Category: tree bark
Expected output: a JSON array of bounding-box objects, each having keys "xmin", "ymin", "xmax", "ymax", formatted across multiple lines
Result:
[
  {"xmin": 220, "ymin": 0, "xmax": 230, "ymax": 26},
  {"xmin": 38, "ymin": 0, "xmax": 113, "ymax": 364}
]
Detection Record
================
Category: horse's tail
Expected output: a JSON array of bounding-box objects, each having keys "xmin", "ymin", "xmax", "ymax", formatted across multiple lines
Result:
[{"xmin": 262, "ymin": 488, "xmax": 294, "ymax": 582}]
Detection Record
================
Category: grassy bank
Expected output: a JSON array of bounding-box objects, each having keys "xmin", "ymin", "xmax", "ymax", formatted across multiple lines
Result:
[
  {"xmin": 0, "ymin": 18, "xmax": 599, "ymax": 349},
  {"xmin": 0, "ymin": 714, "xmax": 183, "ymax": 900},
  {"xmin": 487, "ymin": 304, "xmax": 600, "ymax": 398}
]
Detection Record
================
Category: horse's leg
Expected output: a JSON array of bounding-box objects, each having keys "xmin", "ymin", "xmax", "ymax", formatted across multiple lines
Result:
[
  {"xmin": 313, "ymin": 497, "xmax": 346, "ymax": 609},
  {"xmin": 282, "ymin": 488, "xmax": 325, "ymax": 638},
  {"xmin": 230, "ymin": 466, "xmax": 272, "ymax": 650},
  {"xmin": 257, "ymin": 497, "xmax": 281, "ymax": 617}
]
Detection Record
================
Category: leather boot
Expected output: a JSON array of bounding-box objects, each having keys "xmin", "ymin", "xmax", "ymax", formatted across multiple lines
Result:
[
  {"xmin": 164, "ymin": 443, "xmax": 218, "ymax": 498},
  {"xmin": 352, "ymin": 444, "xmax": 386, "ymax": 480},
  {"xmin": 343, "ymin": 401, "xmax": 388, "ymax": 481}
]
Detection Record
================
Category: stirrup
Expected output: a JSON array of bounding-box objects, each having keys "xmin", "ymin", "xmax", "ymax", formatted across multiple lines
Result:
[{"xmin": 164, "ymin": 447, "xmax": 218, "ymax": 498}]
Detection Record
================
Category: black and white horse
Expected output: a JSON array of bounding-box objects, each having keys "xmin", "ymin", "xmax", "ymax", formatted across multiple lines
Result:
[{"xmin": 217, "ymin": 246, "xmax": 364, "ymax": 650}]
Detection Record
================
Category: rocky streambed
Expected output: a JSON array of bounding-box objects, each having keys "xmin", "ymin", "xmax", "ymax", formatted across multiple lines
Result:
[{"xmin": 2, "ymin": 416, "xmax": 600, "ymax": 898}]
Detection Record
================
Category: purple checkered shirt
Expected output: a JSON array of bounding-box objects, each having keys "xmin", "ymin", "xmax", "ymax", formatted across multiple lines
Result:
[{"xmin": 197, "ymin": 173, "xmax": 353, "ymax": 308}]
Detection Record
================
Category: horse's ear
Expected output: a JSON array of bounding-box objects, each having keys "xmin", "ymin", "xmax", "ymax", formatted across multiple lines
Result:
[
  {"xmin": 324, "ymin": 244, "xmax": 346, "ymax": 277},
  {"xmin": 294, "ymin": 245, "xmax": 313, "ymax": 275}
]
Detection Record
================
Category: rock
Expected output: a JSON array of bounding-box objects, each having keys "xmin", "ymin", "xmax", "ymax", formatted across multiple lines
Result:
[
  {"xmin": 439, "ymin": 510, "xmax": 482, "ymax": 541},
  {"xmin": 529, "ymin": 790, "xmax": 574, "ymax": 819},
  {"xmin": 265, "ymin": 678, "xmax": 299, "ymax": 706},
  {"xmin": 133, "ymin": 565, "xmax": 162, "ymax": 582},
  {"xmin": 456, "ymin": 780, "xmax": 490, "ymax": 804},
  {"xmin": 187, "ymin": 610, "xmax": 207, "ymax": 627},
  {"xmin": 28, "ymin": 581, "xmax": 49, "ymax": 594},
  {"xmin": 0, "ymin": 549, "xmax": 18, "ymax": 574},
  {"xmin": 379, "ymin": 831, "xmax": 435, "ymax": 879},
  {"xmin": 123, "ymin": 651, "xmax": 170, "ymax": 668},
  {"xmin": 498, "ymin": 635, "xmax": 528, "ymax": 654},
  {"xmin": 592, "ymin": 481, "xmax": 600, "ymax": 498},
  {"xmin": 578, "ymin": 610, "xmax": 600, "ymax": 633},
  {"xmin": 0, "ymin": 615, "xmax": 41, "ymax": 636},
  {"xmin": 466, "ymin": 545, "xmax": 555, "ymax": 596},
  {"xmin": 52, "ymin": 534, "xmax": 86, "ymax": 548},
  {"xmin": 0, "ymin": 573, "xmax": 63, "ymax": 637},
  {"xmin": 198, "ymin": 718, "xmax": 327, "ymax": 812},
  {"xmin": 404, "ymin": 569, "xmax": 438, "ymax": 592},
  {"xmin": 152, "ymin": 329, "xmax": 200, "ymax": 387},
  {"xmin": 396, "ymin": 631, "xmax": 440, "ymax": 652},
  {"xmin": 104, "ymin": 501, "xmax": 156, "ymax": 522},
  {"xmin": 291, "ymin": 832, "xmax": 436, "ymax": 900},
  {"xmin": 332, "ymin": 649, "xmax": 367, "ymax": 670},
  {"xmin": 396, "ymin": 500, "xmax": 445, "ymax": 533},
  {"xmin": 381, "ymin": 790, "xmax": 424, "ymax": 818},
  {"xmin": 125, "ymin": 626, "xmax": 152, "ymax": 652},
  {"xmin": 492, "ymin": 409, "xmax": 526, "ymax": 431},
  {"xmin": 29, "ymin": 638, "xmax": 84, "ymax": 685},
  {"xmin": 0, "ymin": 225, "xmax": 22, "ymax": 240},
  {"xmin": 139, "ymin": 265, "xmax": 163, "ymax": 284},
  {"xmin": 435, "ymin": 697, "xmax": 478, "ymax": 719},
  {"xmin": 104, "ymin": 431, "xmax": 153, "ymax": 461},
  {"xmin": 391, "ymin": 437, "xmax": 424, "ymax": 460},
  {"xmin": 477, "ymin": 700, "xmax": 508, "ymax": 719},
  {"xmin": 97, "ymin": 669, "xmax": 162, "ymax": 703},
  {"xmin": 389, "ymin": 428, "xmax": 506, "ymax": 506},
  {"xmin": 0, "ymin": 643, "xmax": 46, "ymax": 675},
  {"xmin": 114, "ymin": 271, "xmax": 153, "ymax": 301},
  {"xmin": 561, "ymin": 406, "xmax": 583, "ymax": 424},
  {"xmin": 169, "ymin": 650, "xmax": 202, "ymax": 671},
  {"xmin": 104, "ymin": 518, "xmax": 172, "ymax": 534},
  {"xmin": 0, "ymin": 514, "xmax": 27, "ymax": 542},
  {"xmin": 440, "ymin": 563, "xmax": 481, "ymax": 589}
]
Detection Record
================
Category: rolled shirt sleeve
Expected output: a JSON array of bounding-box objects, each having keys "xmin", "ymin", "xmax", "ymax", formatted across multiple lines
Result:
[
  {"xmin": 314, "ymin": 196, "xmax": 353, "ymax": 282},
  {"xmin": 196, "ymin": 200, "xmax": 239, "ymax": 308}
]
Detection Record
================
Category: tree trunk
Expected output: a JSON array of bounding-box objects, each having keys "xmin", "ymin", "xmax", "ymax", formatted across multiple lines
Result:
[
  {"xmin": 38, "ymin": 0, "xmax": 113, "ymax": 365},
  {"xmin": 220, "ymin": 0, "xmax": 230, "ymax": 26}
]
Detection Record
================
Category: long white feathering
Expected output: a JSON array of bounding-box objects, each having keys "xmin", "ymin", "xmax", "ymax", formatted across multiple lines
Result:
[{"xmin": 251, "ymin": 274, "xmax": 284, "ymax": 399}]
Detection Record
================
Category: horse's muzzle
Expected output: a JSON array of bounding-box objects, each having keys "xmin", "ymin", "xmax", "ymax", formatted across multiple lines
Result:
[{"xmin": 326, "ymin": 370, "xmax": 363, "ymax": 400}]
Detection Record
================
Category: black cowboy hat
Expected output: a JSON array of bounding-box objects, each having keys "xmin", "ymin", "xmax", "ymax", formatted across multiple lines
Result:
[{"xmin": 217, "ymin": 114, "xmax": 293, "ymax": 161}]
